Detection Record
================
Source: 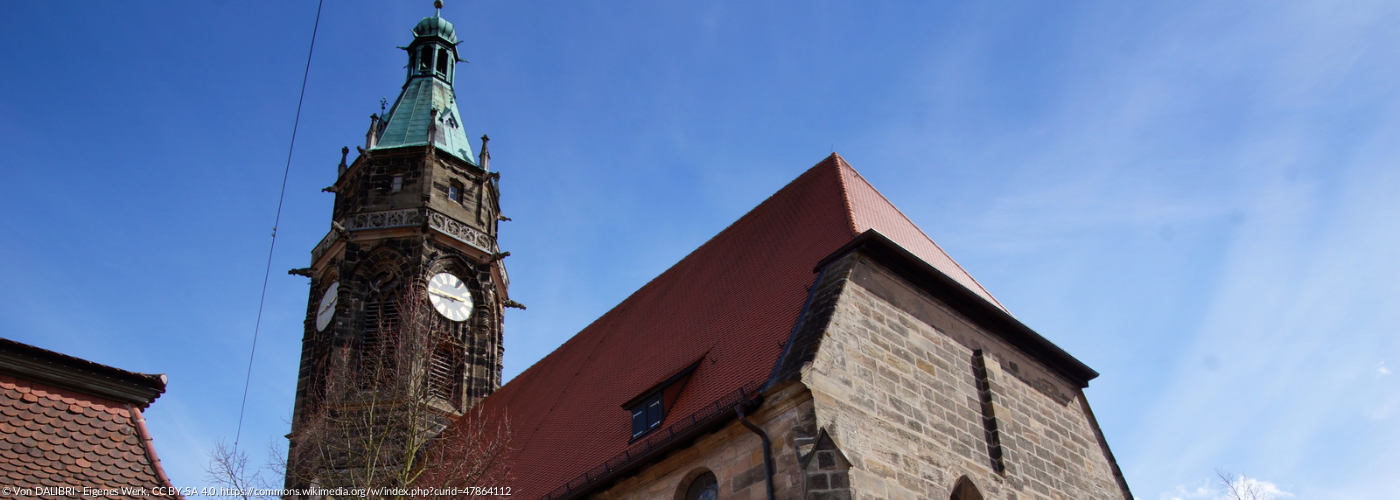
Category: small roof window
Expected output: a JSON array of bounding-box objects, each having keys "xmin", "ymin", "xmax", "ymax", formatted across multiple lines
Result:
[
  {"xmin": 623, "ymin": 358, "xmax": 702, "ymax": 441},
  {"xmin": 630, "ymin": 394, "xmax": 664, "ymax": 438}
]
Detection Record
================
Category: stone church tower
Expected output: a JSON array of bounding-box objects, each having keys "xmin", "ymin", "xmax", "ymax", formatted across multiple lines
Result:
[{"xmin": 286, "ymin": 1, "xmax": 512, "ymax": 478}]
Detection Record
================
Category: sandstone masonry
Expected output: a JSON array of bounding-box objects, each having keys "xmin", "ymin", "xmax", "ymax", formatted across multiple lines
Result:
[{"xmin": 588, "ymin": 250, "xmax": 1131, "ymax": 500}]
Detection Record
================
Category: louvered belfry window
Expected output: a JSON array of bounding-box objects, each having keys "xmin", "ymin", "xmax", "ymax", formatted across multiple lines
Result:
[
  {"xmin": 361, "ymin": 298, "xmax": 400, "ymax": 371},
  {"xmin": 426, "ymin": 342, "xmax": 463, "ymax": 405}
]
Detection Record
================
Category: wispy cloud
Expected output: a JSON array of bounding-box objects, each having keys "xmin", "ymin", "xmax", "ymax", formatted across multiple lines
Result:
[
  {"xmin": 1161, "ymin": 481, "xmax": 1215, "ymax": 500},
  {"xmin": 862, "ymin": 0, "xmax": 1400, "ymax": 498}
]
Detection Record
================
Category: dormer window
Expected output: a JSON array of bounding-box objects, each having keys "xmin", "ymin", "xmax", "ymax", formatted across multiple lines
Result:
[
  {"xmin": 623, "ymin": 359, "xmax": 701, "ymax": 441},
  {"xmin": 630, "ymin": 393, "xmax": 664, "ymax": 438}
]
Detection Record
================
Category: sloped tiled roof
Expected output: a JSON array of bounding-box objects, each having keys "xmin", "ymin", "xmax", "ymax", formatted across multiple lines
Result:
[
  {"xmin": 0, "ymin": 374, "xmax": 178, "ymax": 498},
  {"xmin": 463, "ymin": 154, "xmax": 1002, "ymax": 496}
]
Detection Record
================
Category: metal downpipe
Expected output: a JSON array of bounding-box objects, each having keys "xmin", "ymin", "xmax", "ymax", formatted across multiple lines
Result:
[{"xmin": 734, "ymin": 403, "xmax": 775, "ymax": 500}]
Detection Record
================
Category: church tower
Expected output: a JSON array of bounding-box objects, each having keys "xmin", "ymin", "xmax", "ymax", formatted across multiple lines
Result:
[{"xmin": 286, "ymin": 1, "xmax": 512, "ymax": 471}]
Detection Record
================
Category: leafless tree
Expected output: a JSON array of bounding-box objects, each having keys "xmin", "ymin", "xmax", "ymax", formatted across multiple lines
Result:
[
  {"xmin": 210, "ymin": 287, "xmax": 510, "ymax": 499},
  {"xmin": 1216, "ymin": 470, "xmax": 1286, "ymax": 500},
  {"xmin": 205, "ymin": 440, "xmax": 282, "ymax": 500}
]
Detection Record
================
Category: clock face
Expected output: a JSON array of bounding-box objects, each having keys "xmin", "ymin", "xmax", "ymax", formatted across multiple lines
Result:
[
  {"xmin": 427, "ymin": 273, "xmax": 473, "ymax": 322},
  {"xmin": 315, "ymin": 281, "xmax": 339, "ymax": 332}
]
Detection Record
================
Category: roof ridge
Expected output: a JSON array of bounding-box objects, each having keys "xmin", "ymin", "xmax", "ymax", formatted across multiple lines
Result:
[
  {"xmin": 827, "ymin": 153, "xmax": 861, "ymax": 236},
  {"xmin": 834, "ymin": 158, "xmax": 1008, "ymax": 312}
]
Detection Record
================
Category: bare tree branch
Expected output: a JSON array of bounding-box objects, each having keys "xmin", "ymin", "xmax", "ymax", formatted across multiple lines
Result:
[
  {"xmin": 211, "ymin": 287, "xmax": 511, "ymax": 499},
  {"xmin": 1216, "ymin": 469, "xmax": 1282, "ymax": 500},
  {"xmin": 205, "ymin": 440, "xmax": 278, "ymax": 500}
]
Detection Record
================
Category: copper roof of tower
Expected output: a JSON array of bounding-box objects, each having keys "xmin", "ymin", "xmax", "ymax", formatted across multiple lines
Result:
[{"xmin": 373, "ymin": 5, "xmax": 477, "ymax": 165}]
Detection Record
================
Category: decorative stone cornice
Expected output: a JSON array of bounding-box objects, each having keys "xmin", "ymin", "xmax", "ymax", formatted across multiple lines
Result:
[
  {"xmin": 346, "ymin": 208, "xmax": 423, "ymax": 231},
  {"xmin": 427, "ymin": 210, "xmax": 496, "ymax": 254},
  {"xmin": 314, "ymin": 208, "xmax": 497, "ymax": 257}
]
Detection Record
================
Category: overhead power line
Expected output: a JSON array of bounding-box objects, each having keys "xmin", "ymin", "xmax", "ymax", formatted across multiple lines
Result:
[{"xmin": 235, "ymin": 0, "xmax": 326, "ymax": 451}]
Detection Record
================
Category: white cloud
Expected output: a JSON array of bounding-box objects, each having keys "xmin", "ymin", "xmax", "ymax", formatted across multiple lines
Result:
[
  {"xmin": 1378, "ymin": 362, "xmax": 1391, "ymax": 378},
  {"xmin": 1161, "ymin": 475, "xmax": 1292, "ymax": 500}
]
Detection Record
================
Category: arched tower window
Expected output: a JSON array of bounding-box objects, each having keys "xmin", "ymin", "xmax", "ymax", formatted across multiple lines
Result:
[
  {"xmin": 361, "ymin": 294, "xmax": 399, "ymax": 372},
  {"xmin": 950, "ymin": 477, "xmax": 983, "ymax": 500},
  {"xmin": 360, "ymin": 270, "xmax": 401, "ymax": 379},
  {"xmin": 418, "ymin": 46, "xmax": 433, "ymax": 73},
  {"xmin": 426, "ymin": 341, "xmax": 465, "ymax": 407},
  {"xmin": 683, "ymin": 472, "xmax": 717, "ymax": 500}
]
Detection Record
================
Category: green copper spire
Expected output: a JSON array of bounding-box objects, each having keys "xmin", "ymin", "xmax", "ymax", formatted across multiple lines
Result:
[{"xmin": 371, "ymin": 1, "xmax": 477, "ymax": 165}]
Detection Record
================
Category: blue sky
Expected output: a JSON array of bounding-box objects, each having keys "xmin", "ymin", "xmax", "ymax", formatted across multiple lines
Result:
[{"xmin": 2, "ymin": 1, "xmax": 1397, "ymax": 498}]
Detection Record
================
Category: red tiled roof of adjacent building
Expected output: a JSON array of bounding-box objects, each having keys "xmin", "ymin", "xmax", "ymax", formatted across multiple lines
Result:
[
  {"xmin": 463, "ymin": 154, "xmax": 1003, "ymax": 497},
  {"xmin": 0, "ymin": 338, "xmax": 179, "ymax": 499}
]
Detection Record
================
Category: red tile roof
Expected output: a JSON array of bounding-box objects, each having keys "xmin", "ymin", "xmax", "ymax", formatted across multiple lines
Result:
[
  {"xmin": 0, "ymin": 373, "xmax": 179, "ymax": 498},
  {"xmin": 465, "ymin": 154, "xmax": 1003, "ymax": 496}
]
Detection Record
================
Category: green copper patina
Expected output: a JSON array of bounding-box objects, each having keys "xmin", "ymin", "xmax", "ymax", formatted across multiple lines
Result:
[{"xmin": 373, "ymin": 2, "xmax": 477, "ymax": 165}]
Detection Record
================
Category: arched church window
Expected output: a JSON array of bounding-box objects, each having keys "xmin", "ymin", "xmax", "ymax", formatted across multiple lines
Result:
[
  {"xmin": 683, "ymin": 472, "xmax": 717, "ymax": 500},
  {"xmin": 436, "ymin": 47, "xmax": 449, "ymax": 75}
]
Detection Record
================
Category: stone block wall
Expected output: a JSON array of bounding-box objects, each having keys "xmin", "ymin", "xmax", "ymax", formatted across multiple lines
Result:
[{"xmin": 801, "ymin": 257, "xmax": 1130, "ymax": 500}]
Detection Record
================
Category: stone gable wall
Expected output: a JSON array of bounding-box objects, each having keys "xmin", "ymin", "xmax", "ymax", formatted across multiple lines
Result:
[{"xmin": 801, "ymin": 257, "xmax": 1130, "ymax": 500}]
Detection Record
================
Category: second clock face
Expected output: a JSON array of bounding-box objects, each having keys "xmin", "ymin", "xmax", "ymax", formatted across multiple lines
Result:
[
  {"xmin": 427, "ymin": 273, "xmax": 473, "ymax": 322},
  {"xmin": 315, "ymin": 281, "xmax": 339, "ymax": 332}
]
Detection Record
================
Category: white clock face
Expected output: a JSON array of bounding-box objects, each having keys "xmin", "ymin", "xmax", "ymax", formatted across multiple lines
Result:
[
  {"xmin": 315, "ymin": 281, "xmax": 339, "ymax": 332},
  {"xmin": 427, "ymin": 273, "xmax": 473, "ymax": 322}
]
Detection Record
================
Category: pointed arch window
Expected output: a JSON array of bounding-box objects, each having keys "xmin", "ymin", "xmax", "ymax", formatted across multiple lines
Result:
[
  {"xmin": 361, "ymin": 296, "xmax": 400, "ymax": 372},
  {"xmin": 426, "ymin": 342, "xmax": 464, "ymax": 406},
  {"xmin": 950, "ymin": 477, "xmax": 983, "ymax": 500}
]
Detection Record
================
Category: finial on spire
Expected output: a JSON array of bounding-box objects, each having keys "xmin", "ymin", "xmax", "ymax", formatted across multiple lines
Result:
[{"xmin": 434, "ymin": 0, "xmax": 443, "ymax": 15}]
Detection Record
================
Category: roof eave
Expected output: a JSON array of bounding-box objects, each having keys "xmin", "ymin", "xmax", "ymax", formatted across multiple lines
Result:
[{"xmin": 0, "ymin": 337, "xmax": 167, "ymax": 407}]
